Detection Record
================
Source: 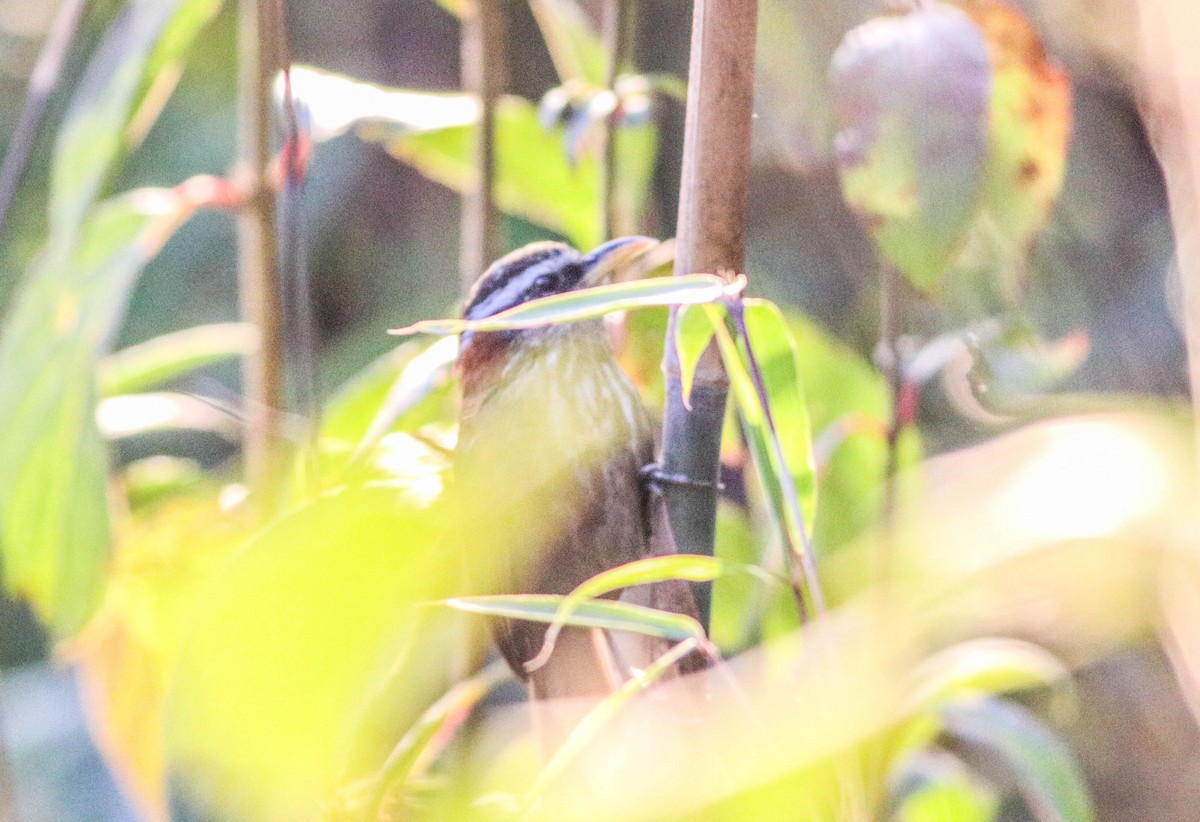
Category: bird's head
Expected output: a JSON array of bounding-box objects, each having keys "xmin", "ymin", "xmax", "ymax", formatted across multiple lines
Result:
[
  {"xmin": 458, "ymin": 236, "xmax": 657, "ymax": 366},
  {"xmin": 462, "ymin": 236, "xmax": 657, "ymax": 321}
]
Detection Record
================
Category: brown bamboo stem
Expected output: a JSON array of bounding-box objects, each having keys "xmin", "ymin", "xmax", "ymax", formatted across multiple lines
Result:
[
  {"xmin": 237, "ymin": 0, "xmax": 285, "ymax": 498},
  {"xmin": 459, "ymin": 0, "xmax": 504, "ymax": 291},
  {"xmin": 659, "ymin": 0, "xmax": 758, "ymax": 628}
]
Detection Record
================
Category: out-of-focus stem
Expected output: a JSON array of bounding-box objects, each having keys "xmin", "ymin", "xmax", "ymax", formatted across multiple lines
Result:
[
  {"xmin": 600, "ymin": 0, "xmax": 639, "ymax": 239},
  {"xmin": 237, "ymin": 0, "xmax": 285, "ymax": 500},
  {"xmin": 459, "ymin": 0, "xmax": 504, "ymax": 292},
  {"xmin": 879, "ymin": 262, "xmax": 903, "ymax": 523}
]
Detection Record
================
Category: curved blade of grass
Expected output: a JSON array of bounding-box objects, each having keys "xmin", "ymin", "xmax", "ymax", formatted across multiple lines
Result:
[
  {"xmin": 445, "ymin": 595, "xmax": 704, "ymax": 643},
  {"xmin": 525, "ymin": 637, "xmax": 702, "ymax": 807},
  {"xmin": 905, "ymin": 638, "xmax": 1074, "ymax": 715},
  {"xmin": 673, "ymin": 304, "xmax": 716, "ymax": 410},
  {"xmin": 940, "ymin": 697, "xmax": 1094, "ymax": 822},
  {"xmin": 366, "ymin": 662, "xmax": 511, "ymax": 816},
  {"xmin": 390, "ymin": 273, "xmax": 745, "ymax": 337},
  {"xmin": 97, "ymin": 322, "xmax": 257, "ymax": 396},
  {"xmin": 701, "ymin": 302, "xmax": 824, "ymax": 618},
  {"xmin": 742, "ymin": 299, "xmax": 818, "ymax": 530},
  {"xmin": 525, "ymin": 555, "xmax": 725, "ymax": 673}
]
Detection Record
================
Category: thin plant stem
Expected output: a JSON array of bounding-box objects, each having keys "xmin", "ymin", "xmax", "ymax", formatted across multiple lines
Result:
[
  {"xmin": 0, "ymin": 695, "xmax": 18, "ymax": 822},
  {"xmin": 0, "ymin": 0, "xmax": 86, "ymax": 242},
  {"xmin": 237, "ymin": 0, "xmax": 286, "ymax": 502},
  {"xmin": 271, "ymin": 0, "xmax": 321, "ymax": 493},
  {"xmin": 600, "ymin": 0, "xmax": 639, "ymax": 239},
  {"xmin": 459, "ymin": 0, "xmax": 504, "ymax": 292},
  {"xmin": 659, "ymin": 0, "xmax": 758, "ymax": 629},
  {"xmin": 879, "ymin": 262, "xmax": 904, "ymax": 518}
]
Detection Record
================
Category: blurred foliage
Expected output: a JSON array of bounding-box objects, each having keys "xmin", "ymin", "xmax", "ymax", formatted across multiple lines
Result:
[{"xmin": 0, "ymin": 0, "xmax": 1195, "ymax": 821}]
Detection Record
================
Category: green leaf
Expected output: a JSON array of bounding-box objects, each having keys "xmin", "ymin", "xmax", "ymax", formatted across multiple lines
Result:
[
  {"xmin": 290, "ymin": 67, "xmax": 658, "ymax": 247},
  {"xmin": 0, "ymin": 190, "xmax": 196, "ymax": 635},
  {"xmin": 390, "ymin": 274, "xmax": 744, "ymax": 337},
  {"xmin": 524, "ymin": 555, "xmax": 725, "ymax": 673},
  {"xmin": 830, "ymin": 5, "xmax": 991, "ymax": 293},
  {"xmin": 446, "ymin": 595, "xmax": 704, "ymax": 643},
  {"xmin": 50, "ymin": 0, "xmax": 223, "ymax": 235},
  {"xmin": 940, "ymin": 698, "xmax": 1094, "ymax": 822},
  {"xmin": 701, "ymin": 302, "xmax": 819, "ymax": 613},
  {"xmin": 673, "ymin": 304, "xmax": 716, "ymax": 410},
  {"xmin": 742, "ymin": 299, "xmax": 818, "ymax": 531},
  {"xmin": 785, "ymin": 311, "xmax": 890, "ymax": 553},
  {"xmin": 97, "ymin": 322, "xmax": 256, "ymax": 396}
]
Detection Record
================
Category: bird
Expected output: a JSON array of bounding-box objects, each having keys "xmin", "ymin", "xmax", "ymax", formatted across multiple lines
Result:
[{"xmin": 451, "ymin": 237, "xmax": 702, "ymax": 711}]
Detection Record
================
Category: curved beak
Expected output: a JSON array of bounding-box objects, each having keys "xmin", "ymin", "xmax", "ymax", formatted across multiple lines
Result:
[{"xmin": 581, "ymin": 236, "xmax": 659, "ymax": 286}]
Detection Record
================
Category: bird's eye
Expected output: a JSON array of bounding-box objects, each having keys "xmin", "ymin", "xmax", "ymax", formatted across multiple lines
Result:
[{"xmin": 533, "ymin": 273, "xmax": 559, "ymax": 292}]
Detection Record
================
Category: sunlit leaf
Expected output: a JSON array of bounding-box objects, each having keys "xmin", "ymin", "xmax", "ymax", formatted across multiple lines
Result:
[
  {"xmin": 97, "ymin": 322, "xmax": 256, "ymax": 396},
  {"xmin": 96, "ymin": 392, "xmax": 239, "ymax": 440},
  {"xmin": 830, "ymin": 4, "xmax": 992, "ymax": 293},
  {"xmin": 446, "ymin": 595, "xmax": 705, "ymax": 643},
  {"xmin": 289, "ymin": 66, "xmax": 653, "ymax": 247},
  {"xmin": 165, "ymin": 488, "xmax": 472, "ymax": 819},
  {"xmin": 0, "ymin": 189, "xmax": 198, "ymax": 634},
  {"xmin": 121, "ymin": 456, "xmax": 207, "ymax": 510},
  {"xmin": 390, "ymin": 274, "xmax": 744, "ymax": 337},
  {"xmin": 940, "ymin": 698, "xmax": 1094, "ymax": 822},
  {"xmin": 285, "ymin": 65, "xmax": 477, "ymax": 142}
]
